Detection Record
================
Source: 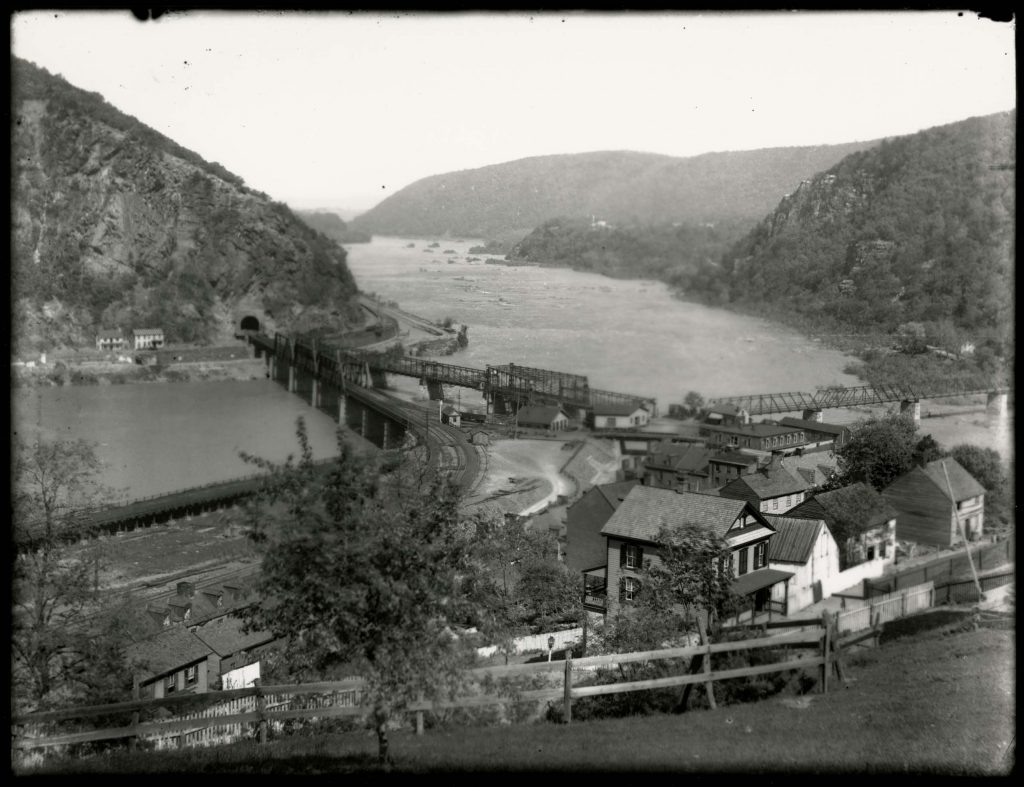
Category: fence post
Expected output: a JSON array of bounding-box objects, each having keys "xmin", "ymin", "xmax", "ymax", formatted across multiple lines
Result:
[
  {"xmin": 254, "ymin": 679, "xmax": 268, "ymax": 745},
  {"xmin": 901, "ymin": 590, "xmax": 908, "ymax": 618},
  {"xmin": 820, "ymin": 610, "xmax": 832, "ymax": 694},
  {"xmin": 129, "ymin": 677, "xmax": 140, "ymax": 752},
  {"xmin": 697, "ymin": 616, "xmax": 716, "ymax": 710},
  {"xmin": 563, "ymin": 648, "xmax": 573, "ymax": 725},
  {"xmin": 415, "ymin": 692, "xmax": 424, "ymax": 736}
]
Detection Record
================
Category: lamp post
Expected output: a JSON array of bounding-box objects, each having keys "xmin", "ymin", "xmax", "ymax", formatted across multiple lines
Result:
[{"xmin": 548, "ymin": 635, "xmax": 555, "ymax": 662}]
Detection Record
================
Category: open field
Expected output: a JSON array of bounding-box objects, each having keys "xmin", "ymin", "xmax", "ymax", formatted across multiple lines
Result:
[{"xmin": 20, "ymin": 622, "xmax": 1013, "ymax": 775}]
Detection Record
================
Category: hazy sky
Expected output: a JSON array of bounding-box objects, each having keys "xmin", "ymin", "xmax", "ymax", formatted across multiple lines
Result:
[{"xmin": 11, "ymin": 9, "xmax": 1016, "ymax": 211}]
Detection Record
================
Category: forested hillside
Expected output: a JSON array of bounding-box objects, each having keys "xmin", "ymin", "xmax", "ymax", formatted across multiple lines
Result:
[
  {"xmin": 11, "ymin": 57, "xmax": 361, "ymax": 352},
  {"xmin": 295, "ymin": 210, "xmax": 372, "ymax": 244},
  {"xmin": 350, "ymin": 143, "xmax": 879, "ymax": 240},
  {"xmin": 697, "ymin": 111, "xmax": 1015, "ymax": 368}
]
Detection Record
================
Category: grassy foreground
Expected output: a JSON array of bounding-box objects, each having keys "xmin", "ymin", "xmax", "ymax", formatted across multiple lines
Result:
[{"xmin": 19, "ymin": 621, "xmax": 1014, "ymax": 775}]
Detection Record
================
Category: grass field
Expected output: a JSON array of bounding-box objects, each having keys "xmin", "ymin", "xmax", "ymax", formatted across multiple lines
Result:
[{"xmin": 19, "ymin": 620, "xmax": 1014, "ymax": 775}]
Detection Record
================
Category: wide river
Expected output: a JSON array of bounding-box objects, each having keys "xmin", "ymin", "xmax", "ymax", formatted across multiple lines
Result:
[{"xmin": 13, "ymin": 235, "xmax": 1010, "ymax": 499}]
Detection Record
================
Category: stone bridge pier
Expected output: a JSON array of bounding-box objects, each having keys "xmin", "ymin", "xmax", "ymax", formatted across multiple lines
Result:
[
  {"xmin": 986, "ymin": 391, "xmax": 1009, "ymax": 416},
  {"xmin": 900, "ymin": 398, "xmax": 921, "ymax": 422}
]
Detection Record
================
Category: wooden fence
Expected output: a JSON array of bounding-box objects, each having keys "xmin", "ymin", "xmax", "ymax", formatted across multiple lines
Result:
[
  {"xmin": 933, "ymin": 570, "xmax": 1014, "ymax": 605},
  {"xmin": 13, "ymin": 617, "xmax": 844, "ymax": 755},
  {"xmin": 865, "ymin": 535, "xmax": 1013, "ymax": 596},
  {"xmin": 834, "ymin": 581, "xmax": 935, "ymax": 635}
]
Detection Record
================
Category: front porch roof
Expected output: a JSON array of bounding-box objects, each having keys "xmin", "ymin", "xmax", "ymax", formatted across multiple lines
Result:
[
  {"xmin": 730, "ymin": 568, "xmax": 794, "ymax": 597},
  {"xmin": 582, "ymin": 566, "xmax": 606, "ymax": 579}
]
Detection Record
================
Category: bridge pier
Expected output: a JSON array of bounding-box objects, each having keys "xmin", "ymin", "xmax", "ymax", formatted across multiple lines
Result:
[
  {"xmin": 801, "ymin": 408, "xmax": 823, "ymax": 422},
  {"xmin": 425, "ymin": 379, "xmax": 445, "ymax": 401},
  {"xmin": 986, "ymin": 391, "xmax": 1008, "ymax": 416},
  {"xmin": 288, "ymin": 364, "xmax": 297, "ymax": 393},
  {"xmin": 369, "ymin": 368, "xmax": 389, "ymax": 389},
  {"xmin": 899, "ymin": 398, "xmax": 921, "ymax": 422}
]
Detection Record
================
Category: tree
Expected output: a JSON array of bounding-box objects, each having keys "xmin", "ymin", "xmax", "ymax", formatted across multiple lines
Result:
[
  {"xmin": 947, "ymin": 444, "xmax": 1007, "ymax": 492},
  {"xmin": 911, "ymin": 434, "xmax": 945, "ymax": 467},
  {"xmin": 682, "ymin": 390, "xmax": 706, "ymax": 419},
  {"xmin": 833, "ymin": 412, "xmax": 922, "ymax": 490},
  {"xmin": 464, "ymin": 514, "xmax": 580, "ymax": 664},
  {"xmin": 11, "ymin": 438, "xmax": 129, "ymax": 710},
  {"xmin": 238, "ymin": 419, "xmax": 478, "ymax": 766}
]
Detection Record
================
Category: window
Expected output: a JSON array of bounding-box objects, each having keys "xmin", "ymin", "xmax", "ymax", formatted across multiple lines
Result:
[
  {"xmin": 165, "ymin": 674, "xmax": 177, "ymax": 694},
  {"xmin": 754, "ymin": 542, "xmax": 766, "ymax": 569},
  {"xmin": 624, "ymin": 577, "xmax": 640, "ymax": 602},
  {"xmin": 605, "ymin": 418, "xmax": 615, "ymax": 428},
  {"xmin": 625, "ymin": 544, "xmax": 640, "ymax": 569},
  {"xmin": 185, "ymin": 665, "xmax": 197, "ymax": 685},
  {"xmin": 719, "ymin": 552, "xmax": 735, "ymax": 577},
  {"xmin": 771, "ymin": 497, "xmax": 779, "ymax": 510},
  {"xmin": 738, "ymin": 547, "xmax": 749, "ymax": 575}
]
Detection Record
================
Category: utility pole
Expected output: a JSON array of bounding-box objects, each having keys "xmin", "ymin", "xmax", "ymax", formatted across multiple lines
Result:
[{"xmin": 942, "ymin": 460, "xmax": 985, "ymax": 602}]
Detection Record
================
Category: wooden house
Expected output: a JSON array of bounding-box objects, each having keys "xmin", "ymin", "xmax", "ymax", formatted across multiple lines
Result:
[
  {"xmin": 515, "ymin": 404, "xmax": 570, "ymax": 431},
  {"xmin": 765, "ymin": 515, "xmax": 840, "ymax": 613},
  {"xmin": 566, "ymin": 480, "xmax": 640, "ymax": 574},
  {"xmin": 590, "ymin": 486, "xmax": 792, "ymax": 620},
  {"xmin": 440, "ymin": 403, "xmax": 461, "ymax": 427},
  {"xmin": 95, "ymin": 329, "xmax": 126, "ymax": 352},
  {"xmin": 699, "ymin": 421, "xmax": 808, "ymax": 453},
  {"xmin": 717, "ymin": 453, "xmax": 810, "ymax": 513},
  {"xmin": 127, "ymin": 627, "xmax": 215, "ymax": 699},
  {"xmin": 131, "ymin": 328, "xmax": 165, "ymax": 350},
  {"xmin": 703, "ymin": 403, "xmax": 750, "ymax": 427},
  {"xmin": 882, "ymin": 458, "xmax": 986, "ymax": 547},
  {"xmin": 592, "ymin": 402, "xmax": 650, "ymax": 430},
  {"xmin": 643, "ymin": 440, "xmax": 712, "ymax": 491},
  {"xmin": 192, "ymin": 615, "xmax": 280, "ymax": 690},
  {"xmin": 787, "ymin": 483, "xmax": 897, "ymax": 570},
  {"xmin": 706, "ymin": 447, "xmax": 761, "ymax": 488}
]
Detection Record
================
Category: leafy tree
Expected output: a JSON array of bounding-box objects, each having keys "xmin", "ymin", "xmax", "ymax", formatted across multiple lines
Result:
[
  {"xmin": 947, "ymin": 444, "xmax": 1007, "ymax": 492},
  {"xmin": 682, "ymin": 390, "xmax": 706, "ymax": 419},
  {"xmin": 465, "ymin": 515, "xmax": 580, "ymax": 663},
  {"xmin": 832, "ymin": 412, "xmax": 922, "ymax": 490},
  {"xmin": 238, "ymin": 419, "xmax": 478, "ymax": 766},
  {"xmin": 911, "ymin": 434, "xmax": 945, "ymax": 467},
  {"xmin": 11, "ymin": 438, "xmax": 130, "ymax": 710}
]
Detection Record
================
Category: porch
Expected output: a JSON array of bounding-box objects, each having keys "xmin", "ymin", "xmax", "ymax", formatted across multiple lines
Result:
[{"xmin": 582, "ymin": 566, "xmax": 607, "ymax": 613}]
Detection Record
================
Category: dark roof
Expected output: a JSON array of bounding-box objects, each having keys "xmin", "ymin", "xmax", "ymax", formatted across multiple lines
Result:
[
  {"xmin": 132, "ymin": 328, "xmax": 164, "ymax": 335},
  {"xmin": 731, "ymin": 568, "xmax": 794, "ymax": 597},
  {"xmin": 778, "ymin": 417, "xmax": 850, "ymax": 435},
  {"xmin": 516, "ymin": 405, "xmax": 567, "ymax": 425},
  {"xmin": 810, "ymin": 483, "xmax": 898, "ymax": 528},
  {"xmin": 593, "ymin": 402, "xmax": 646, "ymax": 416},
  {"xmin": 645, "ymin": 442, "xmax": 711, "ymax": 473},
  {"xmin": 920, "ymin": 458, "xmax": 986, "ymax": 501},
  {"xmin": 701, "ymin": 422, "xmax": 804, "ymax": 438},
  {"xmin": 126, "ymin": 627, "xmax": 213, "ymax": 680},
  {"xmin": 707, "ymin": 450, "xmax": 760, "ymax": 467},
  {"xmin": 601, "ymin": 486, "xmax": 751, "ymax": 543},
  {"xmin": 765, "ymin": 515, "xmax": 825, "ymax": 563},
  {"xmin": 96, "ymin": 329, "xmax": 124, "ymax": 338},
  {"xmin": 191, "ymin": 615, "xmax": 277, "ymax": 657},
  {"xmin": 595, "ymin": 480, "xmax": 642, "ymax": 508},
  {"xmin": 719, "ymin": 460, "xmax": 809, "ymax": 500},
  {"xmin": 441, "ymin": 404, "xmax": 460, "ymax": 415}
]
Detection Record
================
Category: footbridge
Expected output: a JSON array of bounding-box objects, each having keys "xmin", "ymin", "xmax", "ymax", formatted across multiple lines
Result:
[{"xmin": 706, "ymin": 382, "xmax": 1011, "ymax": 420}]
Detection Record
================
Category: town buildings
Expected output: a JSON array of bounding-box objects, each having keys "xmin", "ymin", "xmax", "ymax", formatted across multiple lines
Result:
[{"xmin": 882, "ymin": 457, "xmax": 986, "ymax": 546}]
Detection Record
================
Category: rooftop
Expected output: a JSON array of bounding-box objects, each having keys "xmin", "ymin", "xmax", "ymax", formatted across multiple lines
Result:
[
  {"xmin": 593, "ymin": 401, "xmax": 647, "ymax": 416},
  {"xmin": 601, "ymin": 486, "xmax": 752, "ymax": 543},
  {"xmin": 765, "ymin": 515, "xmax": 825, "ymax": 563},
  {"xmin": 126, "ymin": 627, "xmax": 213, "ymax": 680},
  {"xmin": 919, "ymin": 458, "xmax": 987, "ymax": 501}
]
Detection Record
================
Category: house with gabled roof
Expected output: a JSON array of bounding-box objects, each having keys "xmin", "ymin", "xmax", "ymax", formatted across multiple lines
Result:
[
  {"xmin": 515, "ymin": 404, "xmax": 570, "ymax": 431},
  {"xmin": 765, "ymin": 515, "xmax": 840, "ymax": 613},
  {"xmin": 591, "ymin": 486, "xmax": 792, "ymax": 621},
  {"xmin": 192, "ymin": 615, "xmax": 280, "ymax": 690},
  {"xmin": 127, "ymin": 627, "xmax": 216, "ymax": 700},
  {"xmin": 643, "ymin": 440, "xmax": 712, "ymax": 491},
  {"xmin": 566, "ymin": 479, "xmax": 640, "ymax": 575},
  {"xmin": 882, "ymin": 457, "xmax": 986, "ymax": 546},
  {"xmin": 706, "ymin": 447, "xmax": 761, "ymax": 488},
  {"xmin": 717, "ymin": 453, "xmax": 810, "ymax": 514},
  {"xmin": 593, "ymin": 401, "xmax": 650, "ymax": 430},
  {"xmin": 787, "ymin": 483, "xmax": 897, "ymax": 570}
]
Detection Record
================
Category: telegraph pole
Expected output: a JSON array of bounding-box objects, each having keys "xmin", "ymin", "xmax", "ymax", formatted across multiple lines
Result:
[{"xmin": 942, "ymin": 460, "xmax": 985, "ymax": 601}]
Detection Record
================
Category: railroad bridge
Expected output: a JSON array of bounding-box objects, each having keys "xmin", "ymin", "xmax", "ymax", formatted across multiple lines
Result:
[
  {"xmin": 706, "ymin": 383, "xmax": 1011, "ymax": 421},
  {"xmin": 250, "ymin": 332, "xmax": 655, "ymax": 422}
]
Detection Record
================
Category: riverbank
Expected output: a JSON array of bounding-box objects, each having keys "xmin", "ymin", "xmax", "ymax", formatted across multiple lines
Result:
[{"xmin": 11, "ymin": 357, "xmax": 268, "ymax": 388}]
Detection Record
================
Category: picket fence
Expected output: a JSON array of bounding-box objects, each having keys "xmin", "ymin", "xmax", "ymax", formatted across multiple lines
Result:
[
  {"xmin": 833, "ymin": 581, "xmax": 934, "ymax": 635},
  {"xmin": 476, "ymin": 627, "xmax": 582, "ymax": 658}
]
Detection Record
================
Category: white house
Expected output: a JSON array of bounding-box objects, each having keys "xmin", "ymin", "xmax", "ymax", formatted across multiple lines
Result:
[
  {"xmin": 131, "ymin": 328, "xmax": 165, "ymax": 350},
  {"xmin": 765, "ymin": 515, "xmax": 840, "ymax": 614},
  {"xmin": 593, "ymin": 402, "xmax": 650, "ymax": 430}
]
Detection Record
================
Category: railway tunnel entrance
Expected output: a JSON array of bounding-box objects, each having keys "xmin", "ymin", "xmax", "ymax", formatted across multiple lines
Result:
[{"xmin": 240, "ymin": 315, "xmax": 261, "ymax": 332}]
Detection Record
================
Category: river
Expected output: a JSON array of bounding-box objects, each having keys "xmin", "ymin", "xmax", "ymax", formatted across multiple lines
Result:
[{"xmin": 12, "ymin": 235, "xmax": 1011, "ymax": 499}]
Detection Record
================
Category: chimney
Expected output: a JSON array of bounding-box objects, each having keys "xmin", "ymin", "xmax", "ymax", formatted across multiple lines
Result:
[
  {"xmin": 176, "ymin": 581, "xmax": 195, "ymax": 598},
  {"xmin": 767, "ymin": 451, "xmax": 784, "ymax": 472}
]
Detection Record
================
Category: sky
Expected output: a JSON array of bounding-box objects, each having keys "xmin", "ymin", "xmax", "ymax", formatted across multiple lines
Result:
[{"xmin": 10, "ymin": 9, "xmax": 1016, "ymax": 212}]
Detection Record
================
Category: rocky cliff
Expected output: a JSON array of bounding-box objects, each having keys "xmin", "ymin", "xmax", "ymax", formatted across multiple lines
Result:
[{"xmin": 11, "ymin": 57, "xmax": 361, "ymax": 354}]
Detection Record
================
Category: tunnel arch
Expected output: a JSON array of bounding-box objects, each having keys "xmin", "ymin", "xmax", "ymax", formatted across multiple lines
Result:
[{"xmin": 240, "ymin": 315, "xmax": 261, "ymax": 332}]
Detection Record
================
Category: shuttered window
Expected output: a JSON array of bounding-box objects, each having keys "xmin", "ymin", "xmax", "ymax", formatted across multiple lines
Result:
[
  {"xmin": 739, "ymin": 547, "xmax": 749, "ymax": 575},
  {"xmin": 625, "ymin": 544, "xmax": 642, "ymax": 569},
  {"xmin": 754, "ymin": 541, "xmax": 766, "ymax": 569}
]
